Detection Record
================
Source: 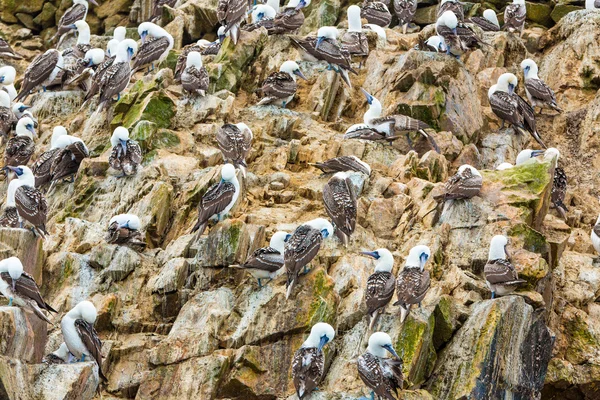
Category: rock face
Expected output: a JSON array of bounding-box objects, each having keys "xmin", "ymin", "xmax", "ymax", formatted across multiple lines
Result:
[{"xmin": 1, "ymin": 3, "xmax": 600, "ymax": 400}]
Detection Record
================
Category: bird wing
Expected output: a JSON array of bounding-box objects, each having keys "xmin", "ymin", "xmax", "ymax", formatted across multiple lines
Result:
[
  {"xmin": 442, "ymin": 167, "xmax": 482, "ymax": 200},
  {"xmin": 197, "ymin": 181, "xmax": 236, "ymax": 224},
  {"xmin": 313, "ymin": 156, "xmax": 370, "ymax": 175},
  {"xmin": 58, "ymin": 4, "xmax": 87, "ymax": 31},
  {"xmin": 361, "ymin": 2, "xmax": 392, "ymax": 27},
  {"xmin": 552, "ymin": 166, "xmax": 568, "ymax": 210},
  {"xmin": 218, "ymin": 0, "xmax": 248, "ymax": 27},
  {"xmin": 370, "ymin": 115, "xmax": 429, "ymax": 133},
  {"xmin": 4, "ymin": 136, "xmax": 34, "ymax": 166},
  {"xmin": 469, "ymin": 16, "xmax": 499, "ymax": 32},
  {"xmin": 322, "ymin": 176, "xmax": 357, "ymax": 236},
  {"xmin": 182, "ymin": 65, "xmax": 209, "ymax": 93},
  {"xmin": 15, "ymin": 186, "xmax": 47, "ymax": 227},
  {"xmin": 242, "ymin": 246, "xmax": 283, "ymax": 272},
  {"xmin": 99, "ymin": 62, "xmax": 131, "ymax": 104},
  {"xmin": 395, "ymin": 267, "xmax": 430, "ymax": 306},
  {"xmin": 292, "ymin": 347, "xmax": 324, "ymax": 398},
  {"xmin": 74, "ymin": 319, "xmax": 105, "ymax": 379},
  {"xmin": 132, "ymin": 37, "xmax": 171, "ymax": 70},
  {"xmin": 365, "ymin": 271, "xmax": 396, "ymax": 315},
  {"xmin": 268, "ymin": 8, "xmax": 304, "ymax": 34},
  {"xmin": 525, "ymin": 79, "xmax": 557, "ymax": 105},
  {"xmin": 341, "ymin": 31, "xmax": 369, "ymax": 56},
  {"xmin": 0, "ymin": 206, "xmax": 19, "ymax": 228},
  {"xmin": 484, "ymin": 259, "xmax": 520, "ymax": 284},
  {"xmin": 437, "ymin": 1, "xmax": 464, "ymax": 21},
  {"xmin": 22, "ymin": 51, "xmax": 60, "ymax": 90},
  {"xmin": 1, "ymin": 271, "xmax": 55, "ymax": 312},
  {"xmin": 515, "ymin": 93, "xmax": 545, "ymax": 147},
  {"xmin": 489, "ymin": 91, "xmax": 522, "ymax": 126},
  {"xmin": 261, "ymin": 72, "xmax": 297, "ymax": 99},
  {"xmin": 503, "ymin": 4, "xmax": 526, "ymax": 30},
  {"xmin": 344, "ymin": 125, "xmax": 387, "ymax": 141},
  {"xmin": 394, "ymin": 0, "xmax": 417, "ymax": 24},
  {"xmin": 284, "ymin": 225, "xmax": 323, "ymax": 276},
  {"xmin": 127, "ymin": 140, "xmax": 143, "ymax": 164}
]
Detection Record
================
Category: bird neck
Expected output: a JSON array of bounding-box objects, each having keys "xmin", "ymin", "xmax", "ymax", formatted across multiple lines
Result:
[
  {"xmin": 367, "ymin": 343, "xmax": 387, "ymax": 358},
  {"xmin": 77, "ymin": 29, "xmax": 91, "ymax": 45},
  {"xmin": 364, "ymin": 103, "xmax": 381, "ymax": 124},
  {"xmin": 348, "ymin": 13, "xmax": 362, "ymax": 32},
  {"xmin": 488, "ymin": 245, "xmax": 506, "ymax": 260},
  {"xmin": 6, "ymin": 180, "xmax": 22, "ymax": 206}
]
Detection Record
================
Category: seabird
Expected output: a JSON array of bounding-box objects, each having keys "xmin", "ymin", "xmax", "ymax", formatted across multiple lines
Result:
[
  {"xmin": 292, "ymin": 322, "xmax": 335, "ymax": 399},
  {"xmin": 515, "ymin": 148, "xmax": 544, "ymax": 166},
  {"xmin": 361, "ymin": 0, "xmax": 392, "ymax": 28},
  {"xmin": 484, "ymin": 235, "xmax": 526, "ymax": 298},
  {"xmin": 216, "ymin": 123, "xmax": 253, "ymax": 169},
  {"xmin": 544, "ymin": 148, "xmax": 568, "ymax": 219},
  {"xmin": 586, "ymin": 0, "xmax": 600, "ymax": 9},
  {"xmin": 0, "ymin": 38, "xmax": 23, "ymax": 59},
  {"xmin": 231, "ymin": 230, "xmax": 289, "ymax": 288},
  {"xmin": 363, "ymin": 24, "xmax": 387, "ymax": 41},
  {"xmin": 61, "ymin": 301, "xmax": 107, "ymax": 380},
  {"xmin": 361, "ymin": 249, "xmax": 396, "ymax": 330},
  {"xmin": 0, "ymin": 257, "xmax": 56, "ymax": 323},
  {"xmin": 323, "ymin": 172, "xmax": 357, "ymax": 246},
  {"xmin": 3, "ymin": 166, "xmax": 48, "ymax": 237},
  {"xmin": 424, "ymin": 36, "xmax": 447, "ymax": 52},
  {"xmin": 488, "ymin": 73, "xmax": 546, "ymax": 148},
  {"xmin": 182, "ymin": 51, "xmax": 209, "ymax": 98},
  {"xmin": 496, "ymin": 162, "xmax": 513, "ymax": 170},
  {"xmin": 53, "ymin": 0, "xmax": 98, "ymax": 46},
  {"xmin": 345, "ymin": 88, "xmax": 439, "ymax": 152},
  {"xmin": 65, "ymin": 20, "xmax": 92, "ymax": 59},
  {"xmin": 311, "ymin": 155, "xmax": 371, "ymax": 176},
  {"xmin": 43, "ymin": 343, "xmax": 72, "ymax": 365},
  {"xmin": 109, "ymin": 127, "xmax": 143, "ymax": 177},
  {"xmin": 394, "ymin": 0, "xmax": 417, "ymax": 34},
  {"xmin": 243, "ymin": 2, "xmax": 279, "ymax": 31},
  {"xmin": 47, "ymin": 135, "xmax": 89, "ymax": 187},
  {"xmin": 591, "ymin": 214, "xmax": 600, "ymax": 255},
  {"xmin": 132, "ymin": 22, "xmax": 174, "ymax": 73},
  {"xmin": 437, "ymin": 0, "xmax": 464, "ymax": 22},
  {"xmin": 0, "ymin": 91, "xmax": 17, "ymax": 141},
  {"xmin": 357, "ymin": 332, "xmax": 403, "ymax": 400},
  {"xmin": 14, "ymin": 49, "xmax": 64, "ymax": 103},
  {"xmin": 264, "ymin": 0, "xmax": 311, "ymax": 35},
  {"xmin": 284, "ymin": 218, "xmax": 334, "ymax": 299},
  {"xmin": 153, "ymin": 0, "xmax": 177, "ymax": 20},
  {"xmin": 394, "ymin": 245, "xmax": 431, "ymax": 323},
  {"xmin": 0, "ymin": 185, "xmax": 19, "ymax": 227},
  {"xmin": 436, "ymin": 11, "xmax": 486, "ymax": 58},
  {"xmin": 174, "ymin": 31, "xmax": 225, "ymax": 80},
  {"xmin": 470, "ymin": 9, "xmax": 500, "ymax": 32},
  {"xmin": 217, "ymin": 0, "xmax": 249, "ymax": 44},
  {"xmin": 504, "ymin": 0, "xmax": 526, "ymax": 34},
  {"xmin": 4, "ymin": 117, "xmax": 36, "ymax": 168},
  {"xmin": 0, "ymin": 66, "xmax": 17, "ymax": 101},
  {"xmin": 106, "ymin": 214, "xmax": 147, "ymax": 252},
  {"xmin": 342, "ymin": 6, "xmax": 369, "ymax": 59},
  {"xmin": 521, "ymin": 59, "xmax": 562, "ymax": 114},
  {"xmin": 257, "ymin": 60, "xmax": 306, "ymax": 107},
  {"xmin": 64, "ymin": 48, "xmax": 106, "ymax": 91},
  {"xmin": 192, "ymin": 163, "xmax": 241, "ymax": 235},
  {"xmin": 32, "ymin": 126, "xmax": 68, "ymax": 187},
  {"xmin": 291, "ymin": 26, "xmax": 357, "ymax": 88},
  {"xmin": 434, "ymin": 164, "xmax": 482, "ymax": 202},
  {"xmin": 11, "ymin": 103, "xmax": 37, "ymax": 127},
  {"xmin": 107, "ymin": 26, "xmax": 127, "ymax": 58}
]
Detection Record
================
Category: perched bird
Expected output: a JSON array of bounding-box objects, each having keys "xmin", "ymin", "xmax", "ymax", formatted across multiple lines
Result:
[
  {"xmin": 265, "ymin": 0, "xmax": 311, "ymax": 35},
  {"xmin": 496, "ymin": 162, "xmax": 513, "ymax": 170},
  {"xmin": 437, "ymin": 0, "xmax": 464, "ymax": 22},
  {"xmin": 436, "ymin": 11, "xmax": 486, "ymax": 58},
  {"xmin": 32, "ymin": 126, "xmax": 68, "ymax": 188},
  {"xmin": 363, "ymin": 24, "xmax": 387, "ymax": 42},
  {"xmin": 521, "ymin": 59, "xmax": 562, "ymax": 114},
  {"xmin": 106, "ymin": 214, "xmax": 146, "ymax": 252},
  {"xmin": 47, "ymin": 135, "xmax": 89, "ymax": 187},
  {"xmin": 257, "ymin": 60, "xmax": 306, "ymax": 107},
  {"xmin": 357, "ymin": 332, "xmax": 403, "ymax": 400},
  {"xmin": 435, "ymin": 164, "xmax": 482, "ymax": 202},
  {"xmin": 361, "ymin": 249, "xmax": 395, "ymax": 330},
  {"xmin": 0, "ymin": 38, "xmax": 23, "ymax": 59},
  {"xmin": 484, "ymin": 235, "xmax": 526, "ymax": 298},
  {"xmin": 181, "ymin": 51, "xmax": 209, "ymax": 98},
  {"xmin": 515, "ymin": 148, "xmax": 544, "ymax": 166},
  {"xmin": 586, "ymin": 0, "xmax": 600, "ymax": 9},
  {"xmin": 323, "ymin": 172, "xmax": 357, "ymax": 246},
  {"xmin": 0, "ymin": 91, "xmax": 17, "ymax": 141},
  {"xmin": 591, "ymin": 214, "xmax": 600, "ymax": 255},
  {"xmin": 153, "ymin": 0, "xmax": 177, "ymax": 20},
  {"xmin": 291, "ymin": 26, "xmax": 356, "ymax": 88},
  {"xmin": 64, "ymin": 48, "xmax": 106, "ymax": 91},
  {"xmin": 424, "ymin": 36, "xmax": 447, "ymax": 52},
  {"xmin": 14, "ymin": 49, "xmax": 64, "ymax": 103},
  {"xmin": 0, "ymin": 182, "xmax": 19, "ymax": 227},
  {"xmin": 470, "ymin": 9, "xmax": 500, "ymax": 32},
  {"xmin": 53, "ymin": 0, "xmax": 98, "ymax": 46},
  {"xmin": 311, "ymin": 155, "xmax": 371, "ymax": 176},
  {"xmin": 342, "ymin": 6, "xmax": 369, "ymax": 59},
  {"xmin": 394, "ymin": 0, "xmax": 417, "ymax": 34},
  {"xmin": 243, "ymin": 2, "xmax": 278, "ymax": 31},
  {"xmin": 394, "ymin": 245, "xmax": 431, "ymax": 322},
  {"xmin": 488, "ymin": 73, "xmax": 546, "ymax": 148},
  {"xmin": 504, "ymin": 0, "xmax": 526, "ymax": 34},
  {"xmin": 292, "ymin": 323, "xmax": 335, "ymax": 399},
  {"xmin": 174, "ymin": 30, "xmax": 225, "ymax": 80},
  {"xmin": 232, "ymin": 230, "xmax": 289, "ymax": 288},
  {"xmin": 4, "ymin": 117, "xmax": 36, "ymax": 168},
  {"xmin": 284, "ymin": 218, "xmax": 334, "ymax": 299},
  {"xmin": 217, "ymin": 0, "xmax": 249, "ymax": 44},
  {"xmin": 43, "ymin": 343, "xmax": 72, "ymax": 365},
  {"xmin": 132, "ymin": 22, "xmax": 174, "ymax": 73},
  {"xmin": 0, "ymin": 66, "xmax": 17, "ymax": 101},
  {"xmin": 544, "ymin": 148, "xmax": 568, "ymax": 220},
  {"xmin": 106, "ymin": 26, "xmax": 127, "ymax": 58},
  {"xmin": 0, "ymin": 257, "xmax": 56, "ymax": 323},
  {"xmin": 11, "ymin": 103, "xmax": 36, "ymax": 126},
  {"xmin": 61, "ymin": 301, "xmax": 106, "ymax": 380},
  {"xmin": 108, "ymin": 127, "xmax": 143, "ymax": 177},
  {"xmin": 361, "ymin": 0, "xmax": 393, "ymax": 28},
  {"xmin": 4, "ymin": 166, "xmax": 48, "ymax": 237},
  {"xmin": 64, "ymin": 20, "xmax": 93, "ymax": 59},
  {"xmin": 216, "ymin": 123, "xmax": 253, "ymax": 169},
  {"xmin": 192, "ymin": 164, "xmax": 240, "ymax": 235}
]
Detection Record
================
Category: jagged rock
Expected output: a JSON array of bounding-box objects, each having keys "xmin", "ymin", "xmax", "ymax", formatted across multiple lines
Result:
[
  {"xmin": 0, "ymin": 307, "xmax": 47, "ymax": 363},
  {"xmin": 29, "ymin": 91, "xmax": 85, "ymax": 120},
  {"xmin": 148, "ymin": 258, "xmax": 189, "ymax": 294}
]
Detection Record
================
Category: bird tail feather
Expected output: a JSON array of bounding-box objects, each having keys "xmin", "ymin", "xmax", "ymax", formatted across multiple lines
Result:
[{"xmin": 400, "ymin": 304, "xmax": 411, "ymax": 323}]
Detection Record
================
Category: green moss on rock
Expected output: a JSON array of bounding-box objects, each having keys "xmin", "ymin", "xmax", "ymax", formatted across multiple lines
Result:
[{"xmin": 395, "ymin": 312, "xmax": 437, "ymax": 386}]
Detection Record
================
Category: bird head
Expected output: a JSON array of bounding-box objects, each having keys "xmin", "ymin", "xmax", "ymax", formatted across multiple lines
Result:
[
  {"xmin": 306, "ymin": 218, "xmax": 334, "ymax": 239},
  {"xmin": 489, "ymin": 235, "xmax": 509, "ymax": 260},
  {"xmin": 0, "ymin": 91, "xmax": 10, "ymax": 108},
  {"xmin": 16, "ymin": 117, "xmax": 36, "ymax": 138},
  {"xmin": 515, "ymin": 149, "xmax": 544, "ymax": 165},
  {"xmin": 0, "ymin": 66, "xmax": 16, "ymax": 85},
  {"xmin": 406, "ymin": 245, "xmax": 431, "ymax": 271},
  {"xmin": 368, "ymin": 332, "xmax": 401, "ymax": 359},
  {"xmin": 361, "ymin": 248, "xmax": 394, "ymax": 272},
  {"xmin": 498, "ymin": 73, "xmax": 518, "ymax": 95},
  {"xmin": 305, "ymin": 322, "xmax": 335, "ymax": 352},
  {"xmin": 221, "ymin": 163, "xmax": 237, "ymax": 182},
  {"xmin": 457, "ymin": 164, "xmax": 481, "ymax": 177},
  {"xmin": 6, "ymin": 257, "xmax": 24, "ymax": 281},
  {"xmin": 84, "ymin": 48, "xmax": 105, "ymax": 67},
  {"xmin": 441, "ymin": 11, "xmax": 458, "ymax": 31},
  {"xmin": 520, "ymin": 58, "xmax": 538, "ymax": 78},
  {"xmin": 138, "ymin": 22, "xmax": 153, "ymax": 44},
  {"xmin": 113, "ymin": 26, "xmax": 127, "ymax": 41},
  {"xmin": 316, "ymin": 26, "xmax": 338, "ymax": 49},
  {"xmin": 269, "ymin": 231, "xmax": 289, "ymax": 253},
  {"xmin": 544, "ymin": 147, "xmax": 560, "ymax": 164},
  {"xmin": 483, "ymin": 9, "xmax": 500, "ymax": 27},
  {"xmin": 111, "ymin": 126, "xmax": 130, "ymax": 147},
  {"xmin": 217, "ymin": 26, "xmax": 228, "ymax": 43},
  {"xmin": 76, "ymin": 301, "xmax": 98, "ymax": 324},
  {"xmin": 186, "ymin": 51, "xmax": 203, "ymax": 68},
  {"xmin": 280, "ymin": 61, "xmax": 307, "ymax": 80}
]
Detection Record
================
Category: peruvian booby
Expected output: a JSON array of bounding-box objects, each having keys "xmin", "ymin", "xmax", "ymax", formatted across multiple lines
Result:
[
  {"xmin": 515, "ymin": 148, "xmax": 544, "ymax": 166},
  {"xmin": 484, "ymin": 235, "xmax": 526, "ymax": 298},
  {"xmin": 257, "ymin": 60, "xmax": 306, "ymax": 107},
  {"xmin": 544, "ymin": 148, "xmax": 568, "ymax": 219},
  {"xmin": 14, "ymin": 49, "xmax": 64, "ymax": 103},
  {"xmin": 292, "ymin": 322, "xmax": 335, "ymax": 399},
  {"xmin": 216, "ymin": 123, "xmax": 253, "ymax": 169},
  {"xmin": 394, "ymin": 245, "xmax": 431, "ymax": 322},
  {"xmin": 242, "ymin": 3, "xmax": 278, "ymax": 31},
  {"xmin": 521, "ymin": 59, "xmax": 562, "ymax": 114},
  {"xmin": 232, "ymin": 230, "xmax": 289, "ymax": 288},
  {"xmin": 132, "ymin": 22, "xmax": 174, "ymax": 73},
  {"xmin": 436, "ymin": 11, "xmax": 486, "ymax": 58},
  {"xmin": 32, "ymin": 126, "xmax": 68, "ymax": 188},
  {"xmin": 107, "ymin": 26, "xmax": 127, "ymax": 58},
  {"xmin": 43, "ymin": 343, "xmax": 72, "ymax": 364},
  {"xmin": 174, "ymin": 31, "xmax": 225, "ymax": 80},
  {"xmin": 311, "ymin": 155, "xmax": 371, "ymax": 176},
  {"xmin": 488, "ymin": 73, "xmax": 546, "ymax": 148},
  {"xmin": 0, "ymin": 66, "xmax": 17, "ymax": 101},
  {"xmin": 284, "ymin": 218, "xmax": 334, "ymax": 299},
  {"xmin": 361, "ymin": 0, "xmax": 392, "ymax": 27},
  {"xmin": 591, "ymin": 214, "xmax": 600, "ymax": 255},
  {"xmin": 11, "ymin": 103, "xmax": 36, "ymax": 127},
  {"xmin": 363, "ymin": 24, "xmax": 387, "ymax": 42},
  {"xmin": 504, "ymin": 0, "xmax": 526, "ymax": 34},
  {"xmin": 106, "ymin": 214, "xmax": 147, "ymax": 252},
  {"xmin": 470, "ymin": 9, "xmax": 500, "ymax": 32},
  {"xmin": 64, "ymin": 48, "xmax": 106, "ymax": 91},
  {"xmin": 61, "ymin": 301, "xmax": 106, "ymax": 380},
  {"xmin": 108, "ymin": 127, "xmax": 143, "ymax": 177},
  {"xmin": 217, "ymin": 0, "xmax": 249, "ymax": 44},
  {"xmin": 424, "ymin": 36, "xmax": 447, "ymax": 52},
  {"xmin": 153, "ymin": 0, "xmax": 178, "ymax": 20},
  {"xmin": 4, "ymin": 117, "xmax": 36, "ymax": 168},
  {"xmin": 0, "ymin": 257, "xmax": 56, "ymax": 323},
  {"xmin": 53, "ymin": 0, "xmax": 97, "ymax": 45},
  {"xmin": 181, "ymin": 51, "xmax": 209, "ymax": 98},
  {"xmin": 361, "ymin": 249, "xmax": 396, "ymax": 330},
  {"xmin": 394, "ymin": 0, "xmax": 418, "ymax": 34},
  {"xmin": 434, "ymin": 164, "xmax": 482, "ymax": 202},
  {"xmin": 291, "ymin": 26, "xmax": 357, "ymax": 88},
  {"xmin": 0, "ymin": 91, "xmax": 17, "ymax": 140},
  {"xmin": 0, "ymin": 38, "xmax": 23, "ymax": 59},
  {"xmin": 192, "ymin": 163, "xmax": 240, "ymax": 235},
  {"xmin": 323, "ymin": 172, "xmax": 357, "ymax": 247},
  {"xmin": 48, "ymin": 135, "xmax": 89, "ymax": 186},
  {"xmin": 264, "ymin": 0, "xmax": 311, "ymax": 35},
  {"xmin": 357, "ymin": 332, "xmax": 403, "ymax": 400},
  {"xmin": 65, "ymin": 20, "xmax": 92, "ymax": 59},
  {"xmin": 4, "ymin": 166, "xmax": 48, "ymax": 237},
  {"xmin": 437, "ymin": 0, "xmax": 464, "ymax": 21},
  {"xmin": 0, "ymin": 186, "xmax": 19, "ymax": 227},
  {"xmin": 586, "ymin": 0, "xmax": 600, "ymax": 9},
  {"xmin": 342, "ymin": 6, "xmax": 369, "ymax": 59}
]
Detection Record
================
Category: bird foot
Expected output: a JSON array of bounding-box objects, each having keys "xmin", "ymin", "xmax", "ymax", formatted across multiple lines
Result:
[
  {"xmin": 301, "ymin": 266, "xmax": 311, "ymax": 275},
  {"xmin": 80, "ymin": 355, "xmax": 86, "ymax": 362},
  {"xmin": 491, "ymin": 292, "xmax": 496, "ymax": 299},
  {"xmin": 257, "ymin": 278, "xmax": 263, "ymax": 289},
  {"xmin": 8, "ymin": 298, "xmax": 13, "ymax": 307}
]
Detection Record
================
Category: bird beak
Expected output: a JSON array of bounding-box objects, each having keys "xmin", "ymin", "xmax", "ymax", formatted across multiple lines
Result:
[
  {"xmin": 531, "ymin": 150, "xmax": 544, "ymax": 157},
  {"xmin": 320, "ymin": 228, "xmax": 330, "ymax": 239},
  {"xmin": 218, "ymin": 34, "xmax": 226, "ymax": 43},
  {"xmin": 383, "ymin": 344, "xmax": 400, "ymax": 359},
  {"xmin": 27, "ymin": 126, "xmax": 36, "ymax": 137},
  {"xmin": 119, "ymin": 139, "xmax": 128, "ymax": 155},
  {"xmin": 452, "ymin": 27, "xmax": 457, "ymax": 34},
  {"xmin": 140, "ymin": 31, "xmax": 147, "ymax": 45},
  {"xmin": 89, "ymin": 0, "xmax": 98, "ymax": 5},
  {"xmin": 294, "ymin": 69, "xmax": 307, "ymax": 81},
  {"xmin": 318, "ymin": 335, "xmax": 329, "ymax": 352},
  {"xmin": 0, "ymin": 77, "xmax": 4, "ymax": 83},
  {"xmin": 360, "ymin": 88, "xmax": 373, "ymax": 105},
  {"xmin": 295, "ymin": 0, "xmax": 306, "ymax": 10},
  {"xmin": 508, "ymin": 83, "xmax": 515, "ymax": 95},
  {"xmin": 285, "ymin": 234, "xmax": 292, "ymax": 242},
  {"xmin": 128, "ymin": 47, "xmax": 135, "ymax": 61},
  {"xmin": 67, "ymin": 24, "xmax": 77, "ymax": 31},
  {"xmin": 87, "ymin": 59, "xmax": 94, "ymax": 67},
  {"xmin": 360, "ymin": 251, "xmax": 379, "ymax": 259},
  {"xmin": 420, "ymin": 253, "xmax": 429, "ymax": 270},
  {"xmin": 315, "ymin": 36, "xmax": 325, "ymax": 50}
]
